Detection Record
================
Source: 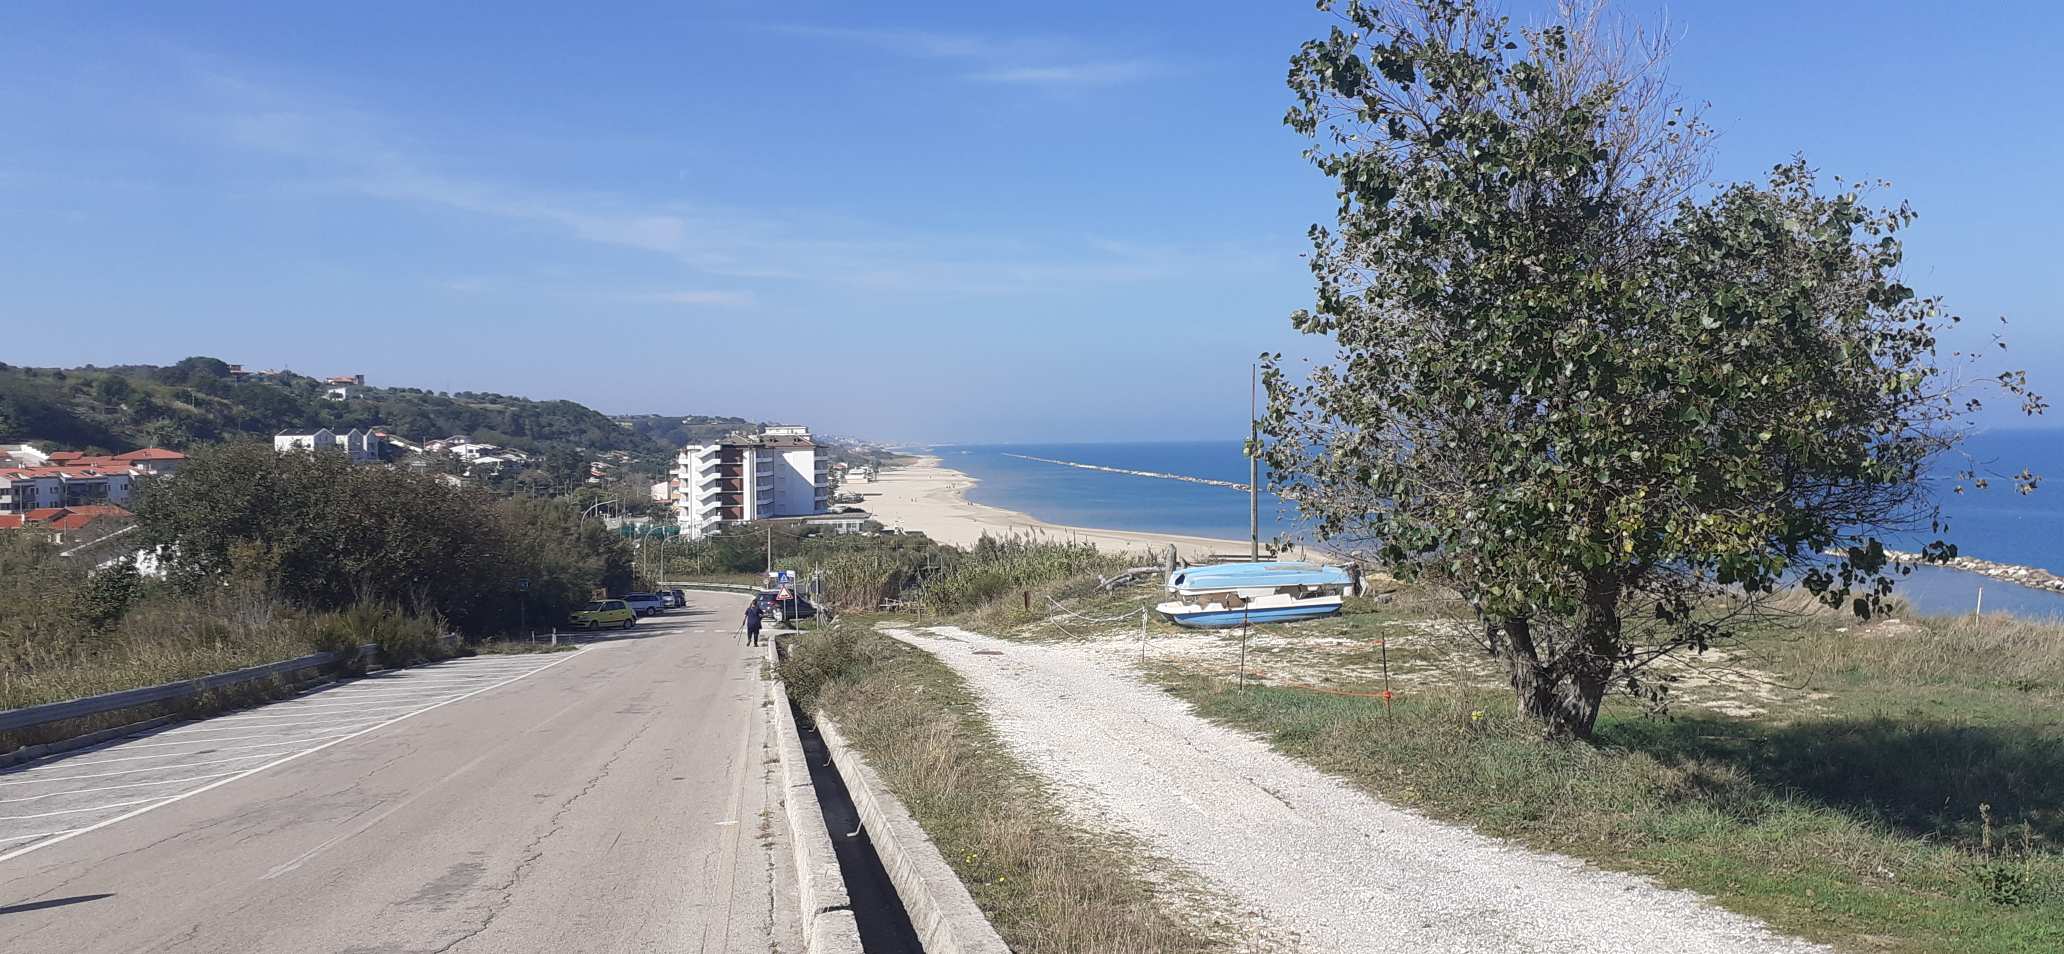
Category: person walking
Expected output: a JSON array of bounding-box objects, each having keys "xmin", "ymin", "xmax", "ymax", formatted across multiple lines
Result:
[{"xmin": 744, "ymin": 598, "xmax": 763, "ymax": 648}]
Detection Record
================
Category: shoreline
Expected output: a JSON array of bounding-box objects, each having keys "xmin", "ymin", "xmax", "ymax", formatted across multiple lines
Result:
[
  {"xmin": 855, "ymin": 458, "xmax": 2064, "ymax": 617},
  {"xmin": 856, "ymin": 456, "xmax": 1308, "ymax": 562}
]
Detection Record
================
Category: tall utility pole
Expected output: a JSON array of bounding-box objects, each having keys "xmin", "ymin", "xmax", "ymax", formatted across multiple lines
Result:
[
  {"xmin": 1249, "ymin": 363, "xmax": 1260, "ymax": 562},
  {"xmin": 765, "ymin": 524, "xmax": 773, "ymax": 574}
]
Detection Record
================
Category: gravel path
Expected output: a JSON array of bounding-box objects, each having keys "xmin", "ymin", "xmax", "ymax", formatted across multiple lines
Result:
[{"xmin": 884, "ymin": 624, "xmax": 1829, "ymax": 954}]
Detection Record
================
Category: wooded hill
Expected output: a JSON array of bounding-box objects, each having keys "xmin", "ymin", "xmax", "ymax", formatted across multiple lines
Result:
[{"xmin": 0, "ymin": 357, "xmax": 756, "ymax": 461}]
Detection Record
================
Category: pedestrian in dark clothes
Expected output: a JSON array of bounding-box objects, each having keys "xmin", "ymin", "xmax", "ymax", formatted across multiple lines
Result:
[{"xmin": 744, "ymin": 600, "xmax": 763, "ymax": 647}]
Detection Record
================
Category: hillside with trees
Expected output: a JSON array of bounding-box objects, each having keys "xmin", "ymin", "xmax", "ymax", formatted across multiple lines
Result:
[
  {"xmin": 0, "ymin": 357, "xmax": 692, "ymax": 460},
  {"xmin": 610, "ymin": 413, "xmax": 763, "ymax": 449}
]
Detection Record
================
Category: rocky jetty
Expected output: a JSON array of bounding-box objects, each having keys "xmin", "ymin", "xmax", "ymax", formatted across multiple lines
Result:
[
  {"xmin": 1883, "ymin": 549, "xmax": 2064, "ymax": 595},
  {"xmin": 1005, "ymin": 453, "xmax": 1252, "ymax": 492}
]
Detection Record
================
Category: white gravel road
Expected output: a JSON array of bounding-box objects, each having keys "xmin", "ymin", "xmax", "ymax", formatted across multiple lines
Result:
[{"xmin": 884, "ymin": 624, "xmax": 1828, "ymax": 954}]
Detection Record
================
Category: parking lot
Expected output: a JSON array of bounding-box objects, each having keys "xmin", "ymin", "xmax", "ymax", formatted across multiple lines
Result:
[{"xmin": 0, "ymin": 651, "xmax": 582, "ymax": 863}]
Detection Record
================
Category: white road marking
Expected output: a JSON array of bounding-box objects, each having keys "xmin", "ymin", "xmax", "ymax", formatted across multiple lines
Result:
[
  {"xmin": 0, "ymin": 828, "xmax": 83, "ymax": 845},
  {"xmin": 102, "ymin": 723, "xmax": 389, "ymax": 751},
  {"xmin": 0, "ymin": 796, "xmax": 164, "ymax": 821},
  {"xmin": 0, "ymin": 771, "xmax": 246, "ymax": 805},
  {"xmin": 29, "ymin": 734, "xmax": 369, "ymax": 770},
  {"xmin": 206, "ymin": 693, "xmax": 461, "ymax": 716},
  {"xmin": 136, "ymin": 713, "xmax": 413, "ymax": 737},
  {"xmin": 0, "ymin": 752, "xmax": 284, "ymax": 788},
  {"xmin": 0, "ymin": 650, "xmax": 585, "ymax": 864}
]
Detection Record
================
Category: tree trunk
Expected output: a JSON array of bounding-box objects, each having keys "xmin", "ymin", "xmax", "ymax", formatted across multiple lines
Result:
[
  {"xmin": 1491, "ymin": 616, "xmax": 1562, "ymax": 730},
  {"xmin": 1489, "ymin": 576, "xmax": 1621, "ymax": 740}
]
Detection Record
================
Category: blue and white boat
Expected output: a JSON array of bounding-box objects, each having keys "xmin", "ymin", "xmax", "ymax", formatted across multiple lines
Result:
[{"xmin": 1156, "ymin": 561, "xmax": 1352, "ymax": 628}]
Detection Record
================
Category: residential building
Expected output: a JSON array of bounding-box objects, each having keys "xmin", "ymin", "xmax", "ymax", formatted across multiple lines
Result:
[
  {"xmin": 761, "ymin": 425, "xmax": 832, "ymax": 517},
  {"xmin": 274, "ymin": 428, "xmax": 379, "ymax": 463},
  {"xmin": 375, "ymin": 431, "xmax": 422, "ymax": 454},
  {"xmin": 324, "ymin": 386, "xmax": 353, "ymax": 401},
  {"xmin": 228, "ymin": 364, "xmax": 282, "ymax": 382},
  {"xmin": 108, "ymin": 448, "xmax": 186, "ymax": 476},
  {"xmin": 1, "ymin": 444, "xmax": 49, "ymax": 467},
  {"xmin": 0, "ymin": 446, "xmax": 183, "ymax": 513},
  {"xmin": 0, "ymin": 504, "xmax": 134, "ymax": 544},
  {"xmin": 0, "ymin": 464, "xmax": 133, "ymax": 512},
  {"xmin": 324, "ymin": 374, "xmax": 366, "ymax": 386},
  {"xmin": 670, "ymin": 426, "xmax": 828, "ymax": 540}
]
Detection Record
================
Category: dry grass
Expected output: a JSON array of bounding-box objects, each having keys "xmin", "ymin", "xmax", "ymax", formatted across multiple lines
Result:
[
  {"xmin": 1139, "ymin": 592, "xmax": 2064, "ymax": 954},
  {"xmin": 4, "ymin": 583, "xmax": 315, "ymax": 710},
  {"xmin": 1, "ymin": 583, "xmax": 457, "ymax": 755},
  {"xmin": 780, "ymin": 623, "xmax": 1235, "ymax": 954},
  {"xmin": 1768, "ymin": 608, "xmax": 2064, "ymax": 699}
]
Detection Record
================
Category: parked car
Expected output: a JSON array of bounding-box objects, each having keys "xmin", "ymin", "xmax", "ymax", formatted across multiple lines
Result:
[
  {"xmin": 571, "ymin": 599, "xmax": 635, "ymax": 630},
  {"xmin": 754, "ymin": 589, "xmax": 818, "ymax": 624},
  {"xmin": 623, "ymin": 592, "xmax": 666, "ymax": 616}
]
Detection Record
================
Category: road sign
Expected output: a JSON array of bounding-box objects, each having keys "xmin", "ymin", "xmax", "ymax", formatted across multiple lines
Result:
[{"xmin": 516, "ymin": 577, "xmax": 530, "ymax": 592}]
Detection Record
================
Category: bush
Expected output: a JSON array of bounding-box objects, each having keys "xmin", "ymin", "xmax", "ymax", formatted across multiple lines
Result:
[
  {"xmin": 916, "ymin": 535, "xmax": 1127, "ymax": 615},
  {"xmin": 307, "ymin": 603, "xmax": 451, "ymax": 669},
  {"xmin": 774, "ymin": 625, "xmax": 867, "ymax": 709},
  {"xmin": 135, "ymin": 441, "xmax": 633, "ymax": 637}
]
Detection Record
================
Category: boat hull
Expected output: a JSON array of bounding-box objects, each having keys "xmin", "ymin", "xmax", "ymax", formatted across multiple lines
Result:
[{"xmin": 1155, "ymin": 599, "xmax": 1343, "ymax": 628}]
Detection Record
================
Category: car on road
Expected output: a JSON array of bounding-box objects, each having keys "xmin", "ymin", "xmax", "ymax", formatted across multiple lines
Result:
[
  {"xmin": 754, "ymin": 589, "xmax": 819, "ymax": 624},
  {"xmin": 623, "ymin": 592, "xmax": 666, "ymax": 616},
  {"xmin": 571, "ymin": 599, "xmax": 636, "ymax": 630}
]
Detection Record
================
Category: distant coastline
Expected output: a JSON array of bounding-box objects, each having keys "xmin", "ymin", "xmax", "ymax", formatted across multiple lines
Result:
[
  {"xmin": 858, "ymin": 456, "xmax": 1307, "ymax": 562},
  {"xmin": 872, "ymin": 451, "xmax": 2064, "ymax": 619}
]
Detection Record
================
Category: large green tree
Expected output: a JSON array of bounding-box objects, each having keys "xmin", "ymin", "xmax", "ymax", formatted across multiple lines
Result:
[{"xmin": 1266, "ymin": 0, "xmax": 2041, "ymax": 737}]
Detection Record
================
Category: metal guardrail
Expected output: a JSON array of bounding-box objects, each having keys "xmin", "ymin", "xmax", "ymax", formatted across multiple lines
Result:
[
  {"xmin": 659, "ymin": 581, "xmax": 761, "ymax": 594},
  {"xmin": 0, "ymin": 642, "xmax": 380, "ymax": 734}
]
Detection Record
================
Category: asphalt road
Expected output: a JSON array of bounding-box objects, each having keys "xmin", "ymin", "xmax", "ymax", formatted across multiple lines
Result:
[{"xmin": 0, "ymin": 593, "xmax": 802, "ymax": 953}]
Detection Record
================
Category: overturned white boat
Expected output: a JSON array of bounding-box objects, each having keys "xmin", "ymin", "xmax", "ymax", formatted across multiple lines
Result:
[{"xmin": 1156, "ymin": 561, "xmax": 1350, "ymax": 628}]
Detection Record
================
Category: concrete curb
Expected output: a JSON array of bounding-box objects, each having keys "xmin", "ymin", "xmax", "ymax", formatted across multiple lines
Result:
[
  {"xmin": 815, "ymin": 714, "xmax": 1012, "ymax": 954},
  {"xmin": 766, "ymin": 634, "xmax": 865, "ymax": 954}
]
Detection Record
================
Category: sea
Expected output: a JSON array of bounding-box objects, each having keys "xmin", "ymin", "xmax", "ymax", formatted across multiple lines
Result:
[{"xmin": 931, "ymin": 429, "xmax": 2064, "ymax": 620}]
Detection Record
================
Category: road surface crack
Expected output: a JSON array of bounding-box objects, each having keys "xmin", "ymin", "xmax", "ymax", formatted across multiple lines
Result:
[{"xmin": 434, "ymin": 715, "xmax": 656, "ymax": 953}]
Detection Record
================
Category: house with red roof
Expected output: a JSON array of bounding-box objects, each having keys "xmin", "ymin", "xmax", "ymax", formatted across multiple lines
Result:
[
  {"xmin": 0, "ymin": 447, "xmax": 185, "ymax": 512},
  {"xmin": 107, "ymin": 447, "xmax": 186, "ymax": 476},
  {"xmin": 0, "ymin": 504, "xmax": 134, "ymax": 543}
]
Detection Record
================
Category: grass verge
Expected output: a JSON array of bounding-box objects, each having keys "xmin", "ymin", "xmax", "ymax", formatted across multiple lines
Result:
[
  {"xmin": 2, "ymin": 589, "xmax": 461, "ymax": 755},
  {"xmin": 778, "ymin": 621, "xmax": 1231, "ymax": 954},
  {"xmin": 1148, "ymin": 602, "xmax": 2064, "ymax": 954}
]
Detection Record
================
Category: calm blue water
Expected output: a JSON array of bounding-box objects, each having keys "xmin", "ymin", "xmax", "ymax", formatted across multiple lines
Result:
[{"xmin": 933, "ymin": 430, "xmax": 2064, "ymax": 619}]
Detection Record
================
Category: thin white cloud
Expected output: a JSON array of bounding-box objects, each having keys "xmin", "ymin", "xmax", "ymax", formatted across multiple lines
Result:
[
  {"xmin": 773, "ymin": 24, "xmax": 1163, "ymax": 87},
  {"xmin": 619, "ymin": 290, "xmax": 757, "ymax": 307},
  {"xmin": 183, "ymin": 64, "xmax": 1249, "ymax": 296},
  {"xmin": 969, "ymin": 62, "xmax": 1159, "ymax": 86}
]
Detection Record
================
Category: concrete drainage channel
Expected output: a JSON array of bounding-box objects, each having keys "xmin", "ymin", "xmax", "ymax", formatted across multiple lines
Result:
[{"xmin": 767, "ymin": 631, "xmax": 1011, "ymax": 954}]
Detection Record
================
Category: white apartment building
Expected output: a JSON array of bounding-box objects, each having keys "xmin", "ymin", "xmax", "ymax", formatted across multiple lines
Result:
[
  {"xmin": 274, "ymin": 428, "xmax": 380, "ymax": 463},
  {"xmin": 760, "ymin": 426, "xmax": 831, "ymax": 517},
  {"xmin": 671, "ymin": 426, "xmax": 828, "ymax": 540}
]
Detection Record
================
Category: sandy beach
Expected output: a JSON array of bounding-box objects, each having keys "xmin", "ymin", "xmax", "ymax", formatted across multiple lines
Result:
[{"xmin": 855, "ymin": 456, "xmax": 1307, "ymax": 561}]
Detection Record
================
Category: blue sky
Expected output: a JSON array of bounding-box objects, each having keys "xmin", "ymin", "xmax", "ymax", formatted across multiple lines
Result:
[{"xmin": 2, "ymin": 1, "xmax": 2057, "ymax": 442}]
